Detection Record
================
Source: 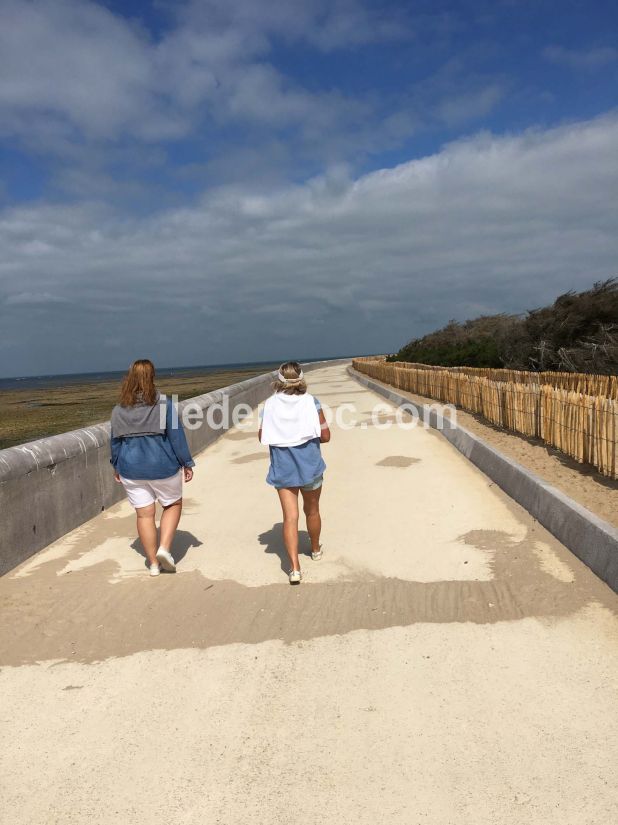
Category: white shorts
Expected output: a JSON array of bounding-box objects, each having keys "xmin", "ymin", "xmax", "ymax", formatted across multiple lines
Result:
[{"xmin": 120, "ymin": 470, "xmax": 183, "ymax": 509}]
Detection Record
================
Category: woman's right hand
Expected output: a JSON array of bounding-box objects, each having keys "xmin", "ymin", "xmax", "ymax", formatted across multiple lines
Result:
[{"xmin": 184, "ymin": 467, "xmax": 194, "ymax": 482}]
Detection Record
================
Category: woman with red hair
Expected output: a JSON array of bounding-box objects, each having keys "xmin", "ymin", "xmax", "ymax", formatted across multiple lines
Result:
[{"xmin": 111, "ymin": 359, "xmax": 194, "ymax": 576}]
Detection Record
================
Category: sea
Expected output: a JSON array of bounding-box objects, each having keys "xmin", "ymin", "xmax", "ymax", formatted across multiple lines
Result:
[{"xmin": 0, "ymin": 356, "xmax": 348, "ymax": 392}]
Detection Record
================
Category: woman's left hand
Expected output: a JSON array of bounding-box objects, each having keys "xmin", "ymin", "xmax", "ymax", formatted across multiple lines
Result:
[
  {"xmin": 114, "ymin": 472, "xmax": 121, "ymax": 483},
  {"xmin": 184, "ymin": 467, "xmax": 194, "ymax": 482}
]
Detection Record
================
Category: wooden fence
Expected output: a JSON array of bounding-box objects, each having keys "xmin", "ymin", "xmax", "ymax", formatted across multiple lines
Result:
[
  {"xmin": 352, "ymin": 358, "xmax": 618, "ymax": 479},
  {"xmin": 372, "ymin": 360, "xmax": 618, "ymax": 399}
]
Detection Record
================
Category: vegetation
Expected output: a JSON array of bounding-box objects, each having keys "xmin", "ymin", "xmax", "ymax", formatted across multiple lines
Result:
[
  {"xmin": 0, "ymin": 366, "xmax": 271, "ymax": 451},
  {"xmin": 389, "ymin": 279, "xmax": 618, "ymax": 374}
]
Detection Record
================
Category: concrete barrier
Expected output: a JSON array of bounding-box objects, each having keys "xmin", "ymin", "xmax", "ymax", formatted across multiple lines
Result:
[
  {"xmin": 350, "ymin": 366, "xmax": 618, "ymax": 595},
  {"xmin": 0, "ymin": 359, "xmax": 350, "ymax": 575}
]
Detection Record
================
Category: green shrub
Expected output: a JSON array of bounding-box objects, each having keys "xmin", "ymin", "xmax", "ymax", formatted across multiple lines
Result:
[{"xmin": 389, "ymin": 278, "xmax": 618, "ymax": 374}]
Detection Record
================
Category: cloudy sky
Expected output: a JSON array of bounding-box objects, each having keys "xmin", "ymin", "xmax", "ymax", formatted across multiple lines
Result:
[{"xmin": 1, "ymin": 0, "xmax": 617, "ymax": 376}]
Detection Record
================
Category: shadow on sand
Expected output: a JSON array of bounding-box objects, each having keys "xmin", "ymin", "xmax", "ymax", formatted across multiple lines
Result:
[
  {"xmin": 258, "ymin": 523, "xmax": 313, "ymax": 573},
  {"xmin": 130, "ymin": 530, "xmax": 203, "ymax": 569}
]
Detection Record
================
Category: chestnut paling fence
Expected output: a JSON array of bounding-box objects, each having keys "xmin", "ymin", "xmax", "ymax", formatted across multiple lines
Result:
[{"xmin": 352, "ymin": 356, "xmax": 618, "ymax": 479}]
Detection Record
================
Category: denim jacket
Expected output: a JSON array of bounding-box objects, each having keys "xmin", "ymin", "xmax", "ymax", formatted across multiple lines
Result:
[{"xmin": 110, "ymin": 397, "xmax": 194, "ymax": 480}]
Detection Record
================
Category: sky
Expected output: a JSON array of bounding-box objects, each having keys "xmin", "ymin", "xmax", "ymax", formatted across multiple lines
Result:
[{"xmin": 0, "ymin": 0, "xmax": 617, "ymax": 377}]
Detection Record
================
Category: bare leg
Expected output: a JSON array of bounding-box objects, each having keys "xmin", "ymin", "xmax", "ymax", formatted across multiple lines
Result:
[
  {"xmin": 159, "ymin": 499, "xmax": 182, "ymax": 551},
  {"xmin": 301, "ymin": 487, "xmax": 322, "ymax": 553},
  {"xmin": 277, "ymin": 488, "xmax": 300, "ymax": 572},
  {"xmin": 136, "ymin": 503, "xmax": 157, "ymax": 565}
]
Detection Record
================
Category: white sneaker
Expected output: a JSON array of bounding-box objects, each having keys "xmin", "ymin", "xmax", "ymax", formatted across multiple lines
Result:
[
  {"xmin": 311, "ymin": 544, "xmax": 323, "ymax": 561},
  {"xmin": 156, "ymin": 547, "xmax": 176, "ymax": 572},
  {"xmin": 149, "ymin": 564, "xmax": 161, "ymax": 577},
  {"xmin": 289, "ymin": 569, "xmax": 302, "ymax": 584}
]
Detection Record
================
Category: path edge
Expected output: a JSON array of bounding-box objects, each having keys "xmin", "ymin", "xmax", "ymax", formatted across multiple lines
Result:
[{"xmin": 349, "ymin": 366, "xmax": 618, "ymax": 594}]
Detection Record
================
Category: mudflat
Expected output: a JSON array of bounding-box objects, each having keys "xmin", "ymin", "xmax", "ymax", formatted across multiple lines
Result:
[{"xmin": 0, "ymin": 365, "xmax": 274, "ymax": 449}]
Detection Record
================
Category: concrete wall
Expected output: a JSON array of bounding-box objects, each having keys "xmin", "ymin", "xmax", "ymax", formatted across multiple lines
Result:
[{"xmin": 0, "ymin": 359, "xmax": 350, "ymax": 575}]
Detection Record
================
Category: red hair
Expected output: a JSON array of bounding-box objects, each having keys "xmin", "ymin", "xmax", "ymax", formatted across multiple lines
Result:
[{"xmin": 119, "ymin": 359, "xmax": 157, "ymax": 406}]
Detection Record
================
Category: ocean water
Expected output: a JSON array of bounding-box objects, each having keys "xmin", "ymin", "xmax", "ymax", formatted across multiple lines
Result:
[
  {"xmin": 0, "ymin": 361, "xmax": 278, "ymax": 391},
  {"xmin": 0, "ymin": 357, "xmax": 347, "ymax": 392}
]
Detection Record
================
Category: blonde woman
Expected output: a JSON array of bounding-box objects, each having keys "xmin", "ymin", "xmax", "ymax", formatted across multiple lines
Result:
[
  {"xmin": 259, "ymin": 362, "xmax": 330, "ymax": 583},
  {"xmin": 110, "ymin": 359, "xmax": 194, "ymax": 576}
]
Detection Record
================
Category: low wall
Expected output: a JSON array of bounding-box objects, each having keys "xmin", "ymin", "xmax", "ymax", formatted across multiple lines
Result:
[{"xmin": 0, "ymin": 359, "xmax": 349, "ymax": 575}]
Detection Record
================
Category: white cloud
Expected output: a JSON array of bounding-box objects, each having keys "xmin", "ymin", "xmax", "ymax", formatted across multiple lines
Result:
[
  {"xmin": 435, "ymin": 83, "xmax": 504, "ymax": 126},
  {"xmin": 543, "ymin": 45, "xmax": 618, "ymax": 70},
  {"xmin": 396, "ymin": 55, "xmax": 507, "ymax": 132},
  {"xmin": 0, "ymin": 112, "xmax": 617, "ymax": 374},
  {"xmin": 174, "ymin": 0, "xmax": 413, "ymax": 53},
  {"xmin": 0, "ymin": 0, "xmax": 512, "ymax": 203},
  {"xmin": 5, "ymin": 291, "xmax": 73, "ymax": 305},
  {"xmin": 0, "ymin": 0, "xmax": 172, "ymax": 140},
  {"xmin": 0, "ymin": 0, "xmax": 410, "ymax": 144}
]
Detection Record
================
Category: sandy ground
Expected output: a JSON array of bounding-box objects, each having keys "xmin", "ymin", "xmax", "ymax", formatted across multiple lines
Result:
[
  {"xmin": 1, "ymin": 364, "xmax": 617, "ymax": 824},
  {"xmin": 362, "ymin": 372, "xmax": 618, "ymax": 528}
]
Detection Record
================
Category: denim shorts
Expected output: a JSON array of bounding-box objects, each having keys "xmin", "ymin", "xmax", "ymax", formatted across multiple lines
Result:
[{"xmin": 276, "ymin": 475, "xmax": 323, "ymax": 492}]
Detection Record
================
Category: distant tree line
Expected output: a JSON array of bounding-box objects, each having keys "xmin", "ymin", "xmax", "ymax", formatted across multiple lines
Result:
[{"xmin": 388, "ymin": 278, "xmax": 618, "ymax": 374}]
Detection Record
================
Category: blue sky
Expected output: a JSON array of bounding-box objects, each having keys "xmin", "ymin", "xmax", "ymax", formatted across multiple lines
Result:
[{"xmin": 0, "ymin": 0, "xmax": 617, "ymax": 376}]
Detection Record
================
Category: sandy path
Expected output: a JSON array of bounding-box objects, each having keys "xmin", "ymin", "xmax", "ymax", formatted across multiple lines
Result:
[
  {"xmin": 1, "ymin": 364, "xmax": 617, "ymax": 824},
  {"xmin": 360, "ymin": 371, "xmax": 618, "ymax": 527}
]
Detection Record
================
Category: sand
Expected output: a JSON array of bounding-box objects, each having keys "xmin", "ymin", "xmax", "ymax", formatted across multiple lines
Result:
[
  {"xmin": 362, "ymin": 373, "xmax": 618, "ymax": 528},
  {"xmin": 1, "ymin": 364, "xmax": 616, "ymax": 824}
]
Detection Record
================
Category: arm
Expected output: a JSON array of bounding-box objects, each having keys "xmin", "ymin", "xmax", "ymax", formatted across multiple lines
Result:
[
  {"xmin": 110, "ymin": 435, "xmax": 122, "ymax": 482},
  {"xmin": 166, "ymin": 399, "xmax": 195, "ymax": 479},
  {"xmin": 319, "ymin": 409, "xmax": 330, "ymax": 443},
  {"xmin": 313, "ymin": 397, "xmax": 330, "ymax": 443}
]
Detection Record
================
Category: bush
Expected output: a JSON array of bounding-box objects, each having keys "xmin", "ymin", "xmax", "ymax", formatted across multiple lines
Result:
[{"xmin": 389, "ymin": 278, "xmax": 618, "ymax": 374}]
